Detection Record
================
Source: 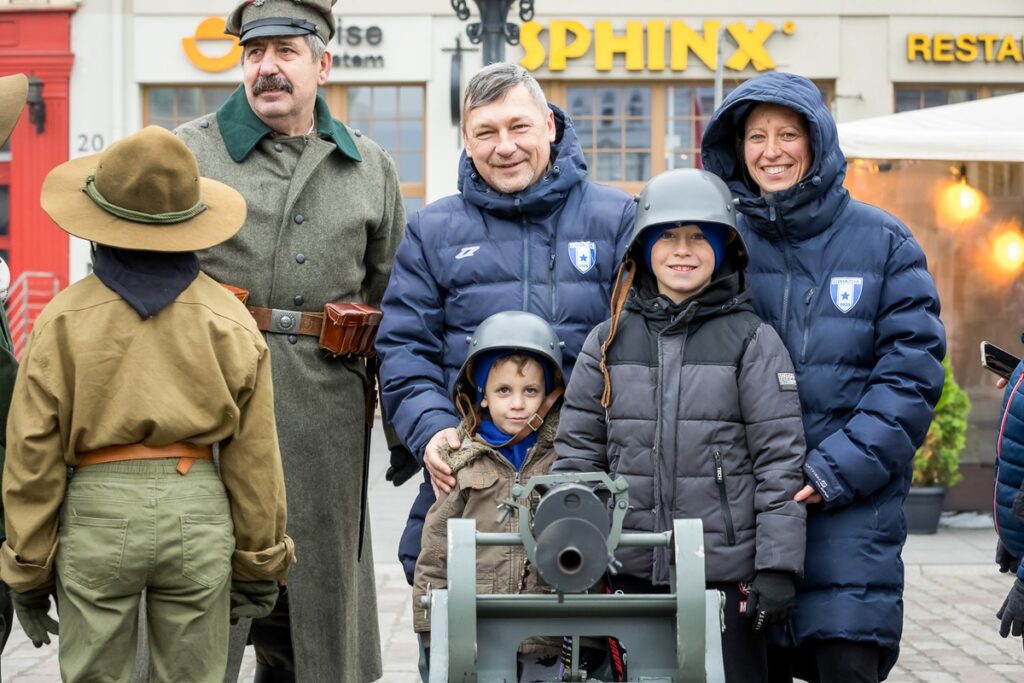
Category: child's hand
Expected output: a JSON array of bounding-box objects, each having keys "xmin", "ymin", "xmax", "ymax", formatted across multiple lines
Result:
[
  {"xmin": 794, "ymin": 485, "xmax": 822, "ymax": 505},
  {"xmin": 424, "ymin": 428, "xmax": 460, "ymax": 495}
]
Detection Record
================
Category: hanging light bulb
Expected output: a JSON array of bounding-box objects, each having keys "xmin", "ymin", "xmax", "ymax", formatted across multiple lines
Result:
[
  {"xmin": 937, "ymin": 166, "xmax": 986, "ymax": 227},
  {"xmin": 993, "ymin": 220, "xmax": 1024, "ymax": 273}
]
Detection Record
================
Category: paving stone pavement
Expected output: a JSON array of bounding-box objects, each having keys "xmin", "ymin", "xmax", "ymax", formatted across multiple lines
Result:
[{"xmin": 1, "ymin": 423, "xmax": 1021, "ymax": 681}]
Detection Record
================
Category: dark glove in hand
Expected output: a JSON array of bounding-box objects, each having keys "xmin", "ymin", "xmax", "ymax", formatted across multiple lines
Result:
[
  {"xmin": 997, "ymin": 579, "xmax": 1024, "ymax": 646},
  {"xmin": 385, "ymin": 444, "xmax": 420, "ymax": 487},
  {"xmin": 996, "ymin": 540, "xmax": 1021, "ymax": 575},
  {"xmin": 11, "ymin": 585, "xmax": 58, "ymax": 648},
  {"xmin": 745, "ymin": 570, "xmax": 796, "ymax": 632},
  {"xmin": 230, "ymin": 580, "xmax": 279, "ymax": 623}
]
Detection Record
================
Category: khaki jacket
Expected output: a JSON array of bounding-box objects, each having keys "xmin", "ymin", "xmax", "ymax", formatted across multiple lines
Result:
[
  {"xmin": 413, "ymin": 413, "xmax": 559, "ymax": 648},
  {"xmin": 0, "ymin": 273, "xmax": 293, "ymax": 591}
]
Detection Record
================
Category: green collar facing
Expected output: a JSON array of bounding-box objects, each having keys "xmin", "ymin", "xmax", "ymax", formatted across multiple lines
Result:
[{"xmin": 215, "ymin": 85, "xmax": 362, "ymax": 164}]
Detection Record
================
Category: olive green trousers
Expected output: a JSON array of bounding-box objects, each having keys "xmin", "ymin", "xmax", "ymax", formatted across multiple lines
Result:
[{"xmin": 55, "ymin": 459, "xmax": 234, "ymax": 683}]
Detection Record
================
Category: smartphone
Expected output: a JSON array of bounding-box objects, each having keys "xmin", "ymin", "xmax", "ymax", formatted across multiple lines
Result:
[{"xmin": 981, "ymin": 341, "xmax": 1021, "ymax": 381}]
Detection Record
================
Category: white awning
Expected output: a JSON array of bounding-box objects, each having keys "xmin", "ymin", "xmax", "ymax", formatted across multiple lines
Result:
[{"xmin": 837, "ymin": 93, "xmax": 1024, "ymax": 162}]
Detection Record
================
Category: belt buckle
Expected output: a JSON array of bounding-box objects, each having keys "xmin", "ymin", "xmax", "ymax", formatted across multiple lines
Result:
[{"xmin": 270, "ymin": 308, "xmax": 299, "ymax": 334}]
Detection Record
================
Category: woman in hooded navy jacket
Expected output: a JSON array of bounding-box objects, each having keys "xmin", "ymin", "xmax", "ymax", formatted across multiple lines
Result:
[{"xmin": 701, "ymin": 72, "xmax": 946, "ymax": 682}]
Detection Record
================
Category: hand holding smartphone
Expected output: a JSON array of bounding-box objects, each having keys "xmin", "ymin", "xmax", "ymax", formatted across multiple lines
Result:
[{"xmin": 981, "ymin": 341, "xmax": 1021, "ymax": 381}]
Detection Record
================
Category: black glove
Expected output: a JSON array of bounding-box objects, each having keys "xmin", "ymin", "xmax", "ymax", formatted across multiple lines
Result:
[
  {"xmin": 230, "ymin": 580, "xmax": 279, "ymax": 623},
  {"xmin": 745, "ymin": 570, "xmax": 796, "ymax": 632},
  {"xmin": 11, "ymin": 585, "xmax": 58, "ymax": 648},
  {"xmin": 385, "ymin": 444, "xmax": 420, "ymax": 487},
  {"xmin": 998, "ymin": 579, "xmax": 1024, "ymax": 647},
  {"xmin": 997, "ymin": 541, "xmax": 1021, "ymax": 575}
]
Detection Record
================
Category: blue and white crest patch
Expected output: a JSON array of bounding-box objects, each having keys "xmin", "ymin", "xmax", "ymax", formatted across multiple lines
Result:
[
  {"xmin": 830, "ymin": 276, "xmax": 863, "ymax": 314},
  {"xmin": 568, "ymin": 241, "xmax": 596, "ymax": 274}
]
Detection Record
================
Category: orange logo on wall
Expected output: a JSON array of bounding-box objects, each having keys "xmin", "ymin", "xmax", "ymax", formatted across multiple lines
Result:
[{"xmin": 183, "ymin": 17, "xmax": 242, "ymax": 73}]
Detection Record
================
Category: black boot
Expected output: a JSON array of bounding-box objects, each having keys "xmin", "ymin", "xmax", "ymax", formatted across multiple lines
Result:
[{"xmin": 253, "ymin": 662, "xmax": 296, "ymax": 683}]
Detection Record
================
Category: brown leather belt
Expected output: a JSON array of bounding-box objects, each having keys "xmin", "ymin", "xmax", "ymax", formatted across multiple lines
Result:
[
  {"xmin": 76, "ymin": 442, "xmax": 213, "ymax": 476},
  {"xmin": 246, "ymin": 306, "xmax": 324, "ymax": 337}
]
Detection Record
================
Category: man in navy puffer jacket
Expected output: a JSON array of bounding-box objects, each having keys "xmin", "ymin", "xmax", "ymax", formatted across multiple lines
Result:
[
  {"xmin": 701, "ymin": 72, "xmax": 946, "ymax": 681},
  {"xmin": 376, "ymin": 62, "xmax": 634, "ymax": 585}
]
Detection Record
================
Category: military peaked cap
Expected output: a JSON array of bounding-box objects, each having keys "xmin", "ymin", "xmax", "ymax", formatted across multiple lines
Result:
[{"xmin": 226, "ymin": 0, "xmax": 337, "ymax": 45}]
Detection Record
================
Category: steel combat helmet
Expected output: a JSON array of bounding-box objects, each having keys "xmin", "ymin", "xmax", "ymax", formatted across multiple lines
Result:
[
  {"xmin": 452, "ymin": 311, "xmax": 565, "ymax": 440},
  {"xmin": 633, "ymin": 168, "xmax": 736, "ymax": 246}
]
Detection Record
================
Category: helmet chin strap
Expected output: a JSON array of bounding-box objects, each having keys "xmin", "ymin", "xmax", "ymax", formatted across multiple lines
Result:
[{"xmin": 457, "ymin": 385, "xmax": 565, "ymax": 448}]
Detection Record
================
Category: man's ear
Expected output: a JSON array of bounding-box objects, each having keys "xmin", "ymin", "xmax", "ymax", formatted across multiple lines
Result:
[
  {"xmin": 545, "ymin": 109, "xmax": 556, "ymax": 143},
  {"xmin": 317, "ymin": 50, "xmax": 332, "ymax": 85}
]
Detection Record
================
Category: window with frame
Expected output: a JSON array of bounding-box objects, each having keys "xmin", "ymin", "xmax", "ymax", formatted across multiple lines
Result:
[
  {"xmin": 893, "ymin": 85, "xmax": 1023, "ymax": 113},
  {"xmin": 142, "ymin": 84, "xmax": 427, "ymax": 212},
  {"xmin": 544, "ymin": 80, "xmax": 833, "ymax": 194}
]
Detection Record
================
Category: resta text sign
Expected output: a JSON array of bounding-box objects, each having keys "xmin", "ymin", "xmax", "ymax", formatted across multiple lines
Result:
[{"xmin": 520, "ymin": 19, "xmax": 796, "ymax": 72}]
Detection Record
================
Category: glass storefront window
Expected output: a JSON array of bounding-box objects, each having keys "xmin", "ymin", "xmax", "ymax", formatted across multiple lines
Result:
[
  {"xmin": 144, "ymin": 86, "xmax": 235, "ymax": 129},
  {"xmin": 567, "ymin": 85, "xmax": 651, "ymax": 183},
  {"xmin": 895, "ymin": 85, "xmax": 1021, "ymax": 113},
  {"xmin": 143, "ymin": 84, "xmax": 427, "ymax": 211},
  {"xmin": 552, "ymin": 80, "xmax": 833, "ymax": 193}
]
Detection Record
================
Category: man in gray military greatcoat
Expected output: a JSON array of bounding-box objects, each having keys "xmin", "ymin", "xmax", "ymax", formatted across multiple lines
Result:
[{"xmin": 175, "ymin": 1, "xmax": 405, "ymax": 681}]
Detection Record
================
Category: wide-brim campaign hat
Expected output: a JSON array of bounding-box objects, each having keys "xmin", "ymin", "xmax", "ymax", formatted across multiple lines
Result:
[
  {"xmin": 40, "ymin": 126, "xmax": 246, "ymax": 252},
  {"xmin": 0, "ymin": 73, "xmax": 28, "ymax": 146}
]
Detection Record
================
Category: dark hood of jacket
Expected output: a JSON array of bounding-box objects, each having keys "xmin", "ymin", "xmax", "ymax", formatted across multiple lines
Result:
[
  {"xmin": 625, "ymin": 222, "xmax": 752, "ymax": 331},
  {"xmin": 700, "ymin": 72, "xmax": 850, "ymax": 242},
  {"xmin": 457, "ymin": 104, "xmax": 588, "ymax": 217}
]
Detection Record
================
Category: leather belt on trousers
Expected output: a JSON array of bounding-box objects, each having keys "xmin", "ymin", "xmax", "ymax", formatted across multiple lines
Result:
[
  {"xmin": 76, "ymin": 442, "xmax": 214, "ymax": 476},
  {"xmin": 246, "ymin": 306, "xmax": 324, "ymax": 337}
]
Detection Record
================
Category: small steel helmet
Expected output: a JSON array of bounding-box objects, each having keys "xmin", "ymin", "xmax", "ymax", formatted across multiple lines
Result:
[
  {"xmin": 632, "ymin": 168, "xmax": 736, "ymax": 247},
  {"xmin": 451, "ymin": 311, "xmax": 565, "ymax": 403}
]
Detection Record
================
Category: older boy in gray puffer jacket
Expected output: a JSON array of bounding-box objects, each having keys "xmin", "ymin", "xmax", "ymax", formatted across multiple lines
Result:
[{"xmin": 554, "ymin": 169, "xmax": 807, "ymax": 683}]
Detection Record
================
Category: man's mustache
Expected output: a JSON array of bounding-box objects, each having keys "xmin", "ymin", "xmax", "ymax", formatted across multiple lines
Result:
[{"xmin": 252, "ymin": 75, "xmax": 294, "ymax": 96}]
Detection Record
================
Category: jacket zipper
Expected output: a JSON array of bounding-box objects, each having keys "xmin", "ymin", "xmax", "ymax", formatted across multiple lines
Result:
[
  {"xmin": 713, "ymin": 450, "xmax": 736, "ymax": 546},
  {"xmin": 800, "ymin": 287, "xmax": 816, "ymax": 363},
  {"xmin": 766, "ymin": 199, "xmax": 794, "ymax": 339},
  {"xmin": 521, "ymin": 216, "xmax": 530, "ymax": 310},
  {"xmin": 549, "ymin": 245, "xmax": 557, "ymax": 315}
]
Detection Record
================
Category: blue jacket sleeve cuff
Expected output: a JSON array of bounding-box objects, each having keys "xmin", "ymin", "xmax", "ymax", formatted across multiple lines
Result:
[{"xmin": 803, "ymin": 454, "xmax": 849, "ymax": 508}]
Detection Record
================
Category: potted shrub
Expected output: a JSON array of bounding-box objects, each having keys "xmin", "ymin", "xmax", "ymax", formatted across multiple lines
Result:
[{"xmin": 905, "ymin": 356, "xmax": 970, "ymax": 534}]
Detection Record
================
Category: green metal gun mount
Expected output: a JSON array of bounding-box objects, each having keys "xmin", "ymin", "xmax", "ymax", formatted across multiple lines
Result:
[{"xmin": 424, "ymin": 471, "xmax": 726, "ymax": 682}]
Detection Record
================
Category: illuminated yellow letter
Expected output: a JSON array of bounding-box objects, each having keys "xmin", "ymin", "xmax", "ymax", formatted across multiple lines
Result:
[
  {"xmin": 647, "ymin": 20, "xmax": 666, "ymax": 71},
  {"xmin": 548, "ymin": 20, "xmax": 591, "ymax": 71},
  {"xmin": 997, "ymin": 34, "xmax": 1023, "ymax": 62},
  {"xmin": 978, "ymin": 34, "xmax": 999, "ymax": 61},
  {"xmin": 906, "ymin": 34, "xmax": 931, "ymax": 61},
  {"xmin": 932, "ymin": 34, "xmax": 954, "ymax": 62},
  {"xmin": 519, "ymin": 20, "xmax": 546, "ymax": 70},
  {"xmin": 670, "ymin": 20, "xmax": 720, "ymax": 71},
  {"xmin": 955, "ymin": 34, "xmax": 978, "ymax": 62},
  {"xmin": 594, "ymin": 20, "xmax": 645, "ymax": 71},
  {"xmin": 725, "ymin": 21, "xmax": 777, "ymax": 71}
]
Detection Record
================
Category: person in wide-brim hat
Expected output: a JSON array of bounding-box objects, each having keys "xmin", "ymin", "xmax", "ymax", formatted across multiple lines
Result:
[
  {"xmin": 0, "ymin": 73, "xmax": 28, "ymax": 147},
  {"xmin": 2, "ymin": 124, "xmax": 294, "ymax": 680},
  {"xmin": 40, "ymin": 125, "xmax": 246, "ymax": 251}
]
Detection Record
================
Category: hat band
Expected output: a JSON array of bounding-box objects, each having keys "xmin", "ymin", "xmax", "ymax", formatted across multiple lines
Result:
[
  {"xmin": 241, "ymin": 16, "xmax": 319, "ymax": 37},
  {"xmin": 83, "ymin": 175, "xmax": 207, "ymax": 225}
]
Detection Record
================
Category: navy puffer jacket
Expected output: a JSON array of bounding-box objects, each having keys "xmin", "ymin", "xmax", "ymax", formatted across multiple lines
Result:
[
  {"xmin": 996, "ymin": 361, "xmax": 1024, "ymax": 581},
  {"xmin": 377, "ymin": 105, "xmax": 635, "ymax": 582},
  {"xmin": 701, "ymin": 72, "xmax": 946, "ymax": 678}
]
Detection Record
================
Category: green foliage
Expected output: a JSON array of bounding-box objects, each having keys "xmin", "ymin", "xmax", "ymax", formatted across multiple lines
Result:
[{"xmin": 912, "ymin": 356, "xmax": 970, "ymax": 488}]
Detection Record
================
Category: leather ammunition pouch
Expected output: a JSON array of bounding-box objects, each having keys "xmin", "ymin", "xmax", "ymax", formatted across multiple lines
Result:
[
  {"xmin": 318, "ymin": 303, "xmax": 382, "ymax": 358},
  {"xmin": 219, "ymin": 283, "xmax": 381, "ymax": 357}
]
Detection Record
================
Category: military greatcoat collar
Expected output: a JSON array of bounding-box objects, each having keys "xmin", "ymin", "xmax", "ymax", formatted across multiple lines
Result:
[{"xmin": 216, "ymin": 85, "xmax": 362, "ymax": 164}]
